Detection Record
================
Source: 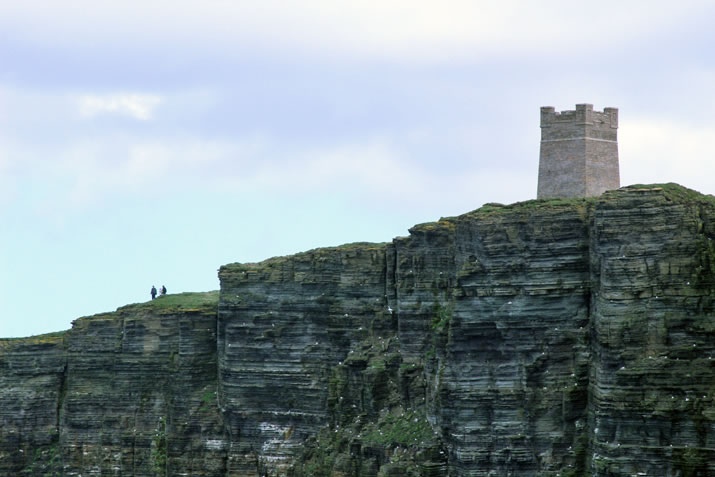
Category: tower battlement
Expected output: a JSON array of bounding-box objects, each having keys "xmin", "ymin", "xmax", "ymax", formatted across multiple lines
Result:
[{"xmin": 537, "ymin": 104, "xmax": 620, "ymax": 199}]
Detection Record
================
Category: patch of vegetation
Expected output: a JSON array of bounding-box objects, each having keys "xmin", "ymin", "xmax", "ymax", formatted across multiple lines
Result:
[
  {"xmin": 474, "ymin": 196, "xmax": 594, "ymax": 217},
  {"xmin": 472, "ymin": 183, "xmax": 715, "ymax": 219},
  {"xmin": 431, "ymin": 302, "xmax": 453, "ymax": 334},
  {"xmin": 290, "ymin": 427, "xmax": 341, "ymax": 477},
  {"xmin": 562, "ymin": 432, "xmax": 589, "ymax": 477},
  {"xmin": 409, "ymin": 217, "xmax": 458, "ymax": 234},
  {"xmin": 399, "ymin": 360, "xmax": 420, "ymax": 372},
  {"xmin": 627, "ymin": 183, "xmax": 715, "ymax": 204},
  {"xmin": 693, "ymin": 232, "xmax": 715, "ymax": 293},
  {"xmin": 151, "ymin": 416, "xmax": 168, "ymax": 476},
  {"xmin": 367, "ymin": 355, "xmax": 387, "ymax": 371},
  {"xmin": 291, "ymin": 406, "xmax": 443, "ymax": 477},
  {"xmin": 199, "ymin": 390, "xmax": 217, "ymax": 412},
  {"xmin": 293, "ymin": 242, "xmax": 388, "ymax": 261},
  {"xmin": 123, "ymin": 291, "xmax": 219, "ymax": 313},
  {"xmin": 222, "ymin": 242, "xmax": 387, "ymax": 271},
  {"xmin": 591, "ymin": 454, "xmax": 613, "ymax": 475},
  {"xmin": 294, "ymin": 327, "xmax": 444, "ymax": 477},
  {"xmin": 425, "ymin": 301, "xmax": 453, "ymax": 365},
  {"xmin": 20, "ymin": 441, "xmax": 61, "ymax": 476},
  {"xmin": 362, "ymin": 409, "xmax": 434, "ymax": 447},
  {"xmin": 673, "ymin": 446, "xmax": 709, "ymax": 477},
  {"xmin": 327, "ymin": 241, "xmax": 388, "ymax": 251},
  {"xmin": 0, "ymin": 330, "xmax": 66, "ymax": 345}
]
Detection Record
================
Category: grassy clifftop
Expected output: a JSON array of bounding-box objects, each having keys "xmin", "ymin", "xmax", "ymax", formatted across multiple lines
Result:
[{"xmin": 119, "ymin": 290, "xmax": 219, "ymax": 313}]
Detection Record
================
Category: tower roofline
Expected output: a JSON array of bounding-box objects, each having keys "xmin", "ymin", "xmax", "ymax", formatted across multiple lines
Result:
[{"xmin": 541, "ymin": 104, "xmax": 618, "ymax": 129}]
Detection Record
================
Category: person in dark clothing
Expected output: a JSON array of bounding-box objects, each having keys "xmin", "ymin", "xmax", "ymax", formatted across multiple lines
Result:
[
  {"xmin": 151, "ymin": 285, "xmax": 157, "ymax": 300},
  {"xmin": 161, "ymin": 285, "xmax": 167, "ymax": 296}
]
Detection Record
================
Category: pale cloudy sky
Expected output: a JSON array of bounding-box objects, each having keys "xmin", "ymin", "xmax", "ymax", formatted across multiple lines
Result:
[{"xmin": 2, "ymin": 1, "xmax": 715, "ymax": 337}]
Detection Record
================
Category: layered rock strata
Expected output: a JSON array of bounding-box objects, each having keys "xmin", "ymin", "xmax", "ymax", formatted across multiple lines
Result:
[
  {"xmin": 217, "ymin": 244, "xmax": 402, "ymax": 475},
  {"xmin": 1, "ymin": 184, "xmax": 713, "ymax": 476},
  {"xmin": 588, "ymin": 189, "xmax": 715, "ymax": 475},
  {"xmin": 60, "ymin": 294, "xmax": 224, "ymax": 476},
  {"xmin": 0, "ymin": 332, "xmax": 66, "ymax": 475},
  {"xmin": 1, "ymin": 292, "xmax": 224, "ymax": 476},
  {"xmin": 216, "ymin": 184, "xmax": 713, "ymax": 477}
]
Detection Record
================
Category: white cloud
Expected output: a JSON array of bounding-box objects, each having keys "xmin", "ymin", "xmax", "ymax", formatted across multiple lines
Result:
[
  {"xmin": 0, "ymin": 84, "xmax": 213, "ymax": 129},
  {"xmin": 77, "ymin": 94, "xmax": 162, "ymax": 121},
  {"xmin": 620, "ymin": 118, "xmax": 715, "ymax": 195}
]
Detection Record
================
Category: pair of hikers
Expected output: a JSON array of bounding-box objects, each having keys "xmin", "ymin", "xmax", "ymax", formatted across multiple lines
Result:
[{"xmin": 150, "ymin": 285, "xmax": 167, "ymax": 300}]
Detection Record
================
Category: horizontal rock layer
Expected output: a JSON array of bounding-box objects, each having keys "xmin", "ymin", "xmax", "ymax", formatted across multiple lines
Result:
[{"xmin": 1, "ymin": 183, "xmax": 714, "ymax": 476}]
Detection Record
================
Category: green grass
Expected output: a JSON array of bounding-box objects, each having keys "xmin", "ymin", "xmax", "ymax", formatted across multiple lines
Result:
[
  {"xmin": 151, "ymin": 416, "xmax": 167, "ymax": 475},
  {"xmin": 431, "ymin": 302, "xmax": 453, "ymax": 334},
  {"xmin": 122, "ymin": 291, "xmax": 219, "ymax": 313},
  {"xmin": 474, "ymin": 196, "xmax": 594, "ymax": 217},
  {"xmin": 220, "ymin": 242, "xmax": 388, "ymax": 274},
  {"xmin": 362, "ymin": 409, "xmax": 435, "ymax": 447},
  {"xmin": 0, "ymin": 330, "xmax": 67, "ymax": 344},
  {"xmin": 472, "ymin": 182, "xmax": 715, "ymax": 219},
  {"xmin": 409, "ymin": 217, "xmax": 458, "ymax": 234},
  {"xmin": 626, "ymin": 183, "xmax": 715, "ymax": 204}
]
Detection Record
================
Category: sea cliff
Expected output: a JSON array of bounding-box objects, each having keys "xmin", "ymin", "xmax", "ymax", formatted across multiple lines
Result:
[{"xmin": 1, "ymin": 184, "xmax": 713, "ymax": 476}]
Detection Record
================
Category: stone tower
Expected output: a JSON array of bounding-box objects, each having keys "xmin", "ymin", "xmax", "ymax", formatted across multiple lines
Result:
[{"xmin": 537, "ymin": 103, "xmax": 620, "ymax": 199}]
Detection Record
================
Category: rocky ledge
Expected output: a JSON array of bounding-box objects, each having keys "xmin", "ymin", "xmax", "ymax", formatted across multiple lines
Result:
[{"xmin": 1, "ymin": 183, "xmax": 713, "ymax": 476}]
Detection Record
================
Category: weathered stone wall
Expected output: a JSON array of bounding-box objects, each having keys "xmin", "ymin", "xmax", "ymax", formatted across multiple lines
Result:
[
  {"xmin": 538, "ymin": 135, "xmax": 588, "ymax": 198},
  {"xmin": 584, "ymin": 137, "xmax": 620, "ymax": 198},
  {"xmin": 537, "ymin": 104, "xmax": 620, "ymax": 199}
]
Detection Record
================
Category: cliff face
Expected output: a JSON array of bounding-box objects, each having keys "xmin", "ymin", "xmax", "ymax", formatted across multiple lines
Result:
[
  {"xmin": 1, "ymin": 184, "xmax": 714, "ymax": 476},
  {"xmin": 59, "ymin": 294, "xmax": 224, "ymax": 476},
  {"xmin": 588, "ymin": 188, "xmax": 715, "ymax": 475},
  {"xmin": 0, "ymin": 293, "xmax": 224, "ymax": 476},
  {"xmin": 0, "ymin": 332, "xmax": 65, "ymax": 474}
]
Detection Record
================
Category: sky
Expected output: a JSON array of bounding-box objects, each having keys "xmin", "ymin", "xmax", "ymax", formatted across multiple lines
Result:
[{"xmin": 2, "ymin": 1, "xmax": 715, "ymax": 338}]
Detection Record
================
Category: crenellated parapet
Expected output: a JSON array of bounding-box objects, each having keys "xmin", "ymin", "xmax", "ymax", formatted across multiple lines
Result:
[{"xmin": 540, "ymin": 103, "xmax": 618, "ymax": 141}]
